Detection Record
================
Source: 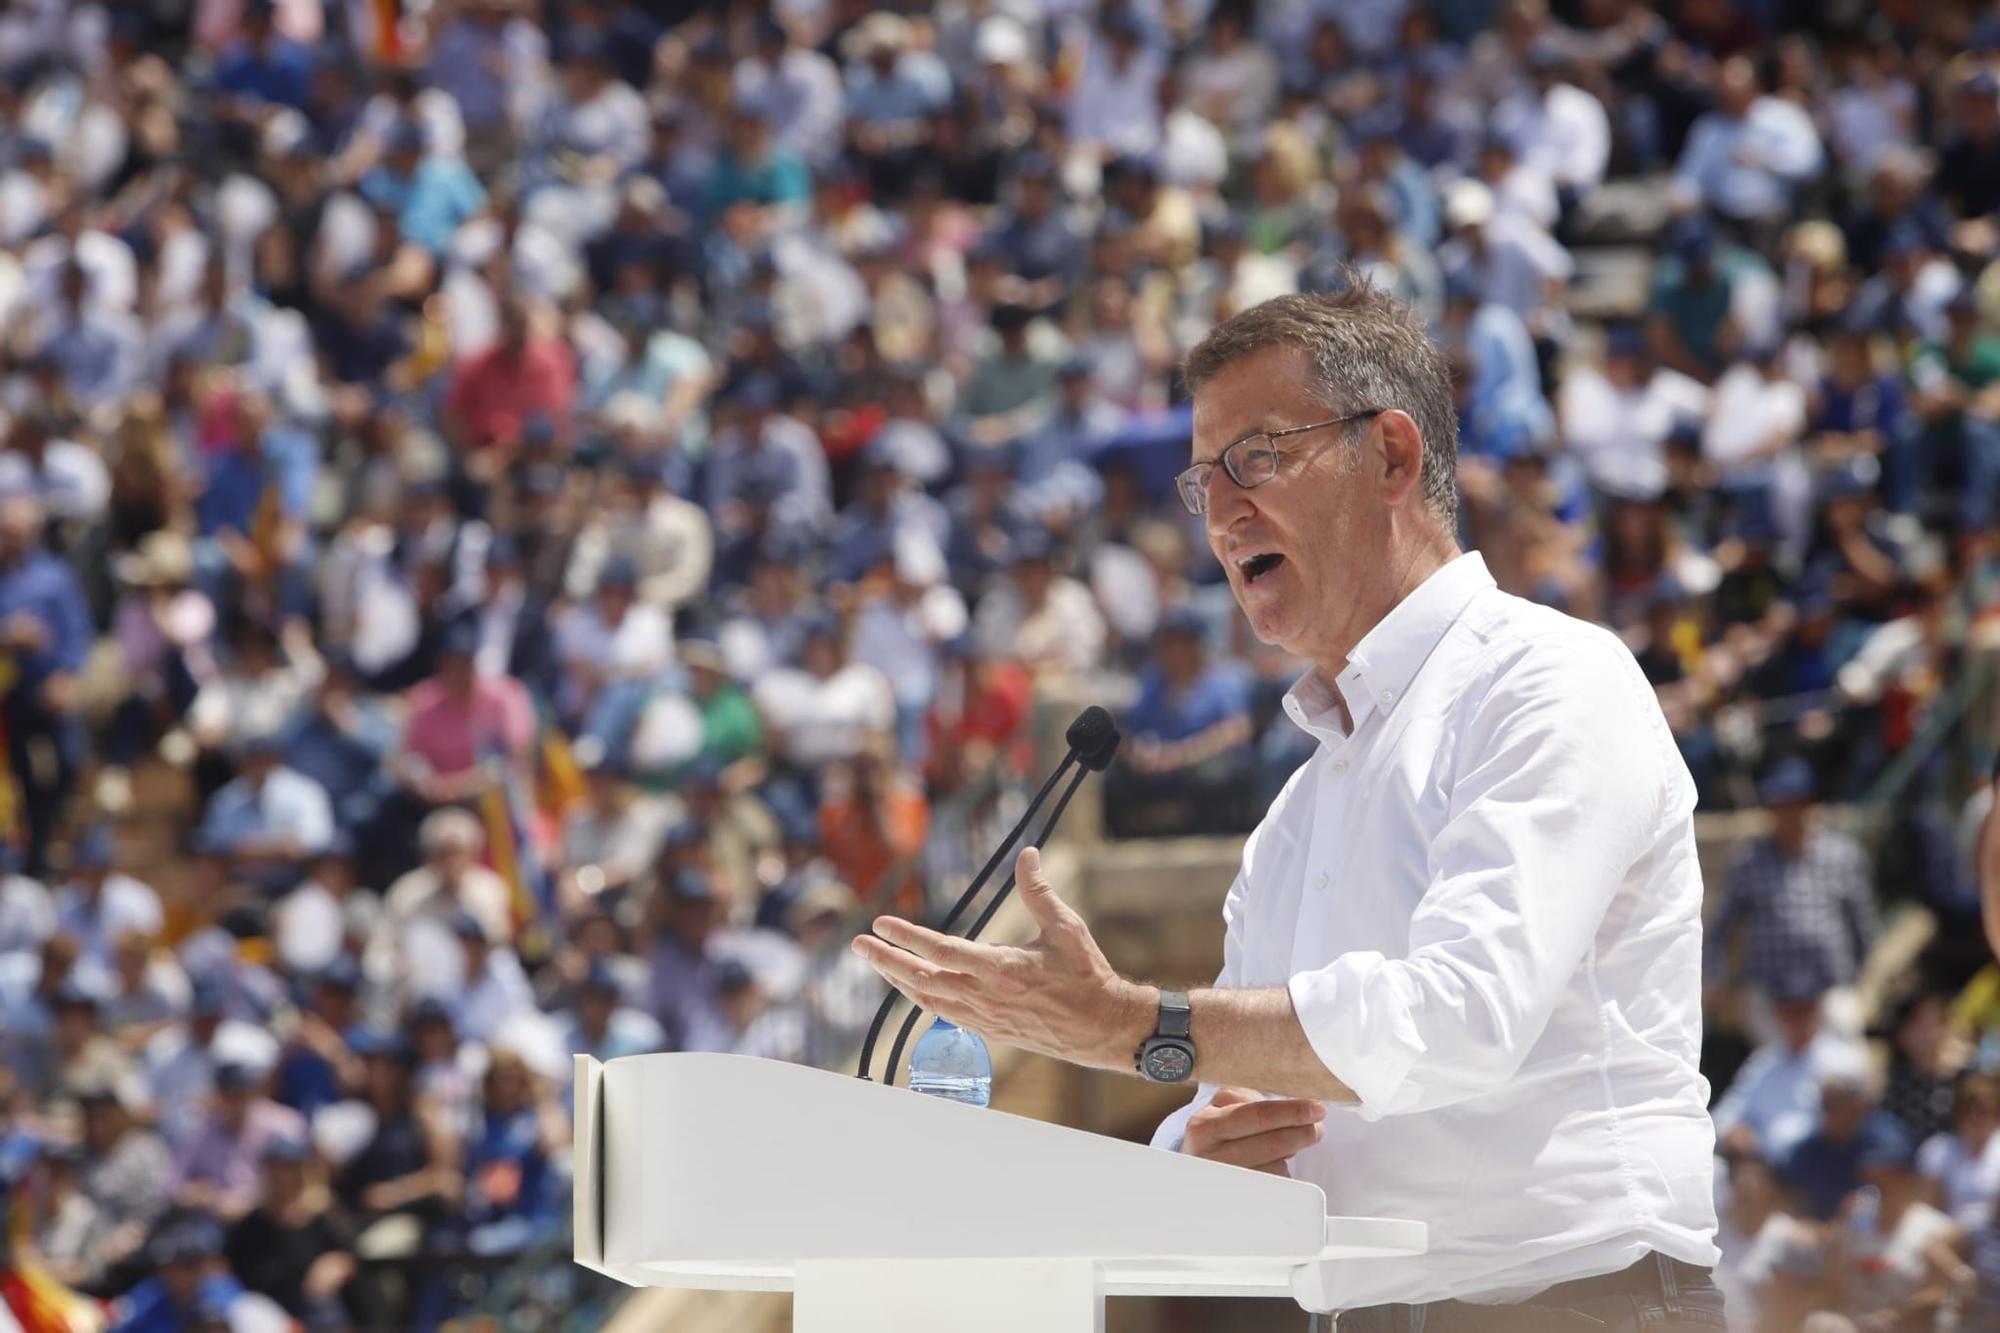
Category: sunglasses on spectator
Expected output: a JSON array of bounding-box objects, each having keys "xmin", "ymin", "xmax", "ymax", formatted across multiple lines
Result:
[{"xmin": 1175, "ymin": 409, "xmax": 1384, "ymax": 517}]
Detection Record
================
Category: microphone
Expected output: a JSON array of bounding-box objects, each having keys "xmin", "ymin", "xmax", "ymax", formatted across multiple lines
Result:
[
  {"xmin": 877, "ymin": 717, "xmax": 1121, "ymax": 1086},
  {"xmin": 854, "ymin": 707, "xmax": 1118, "ymax": 1081}
]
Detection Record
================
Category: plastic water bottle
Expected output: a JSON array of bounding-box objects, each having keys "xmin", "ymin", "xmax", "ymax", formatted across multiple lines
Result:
[{"xmin": 907, "ymin": 1018, "xmax": 992, "ymax": 1107}]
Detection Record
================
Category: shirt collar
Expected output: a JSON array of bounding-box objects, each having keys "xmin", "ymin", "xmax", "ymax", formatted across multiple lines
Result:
[{"xmin": 1282, "ymin": 551, "xmax": 1496, "ymax": 744}]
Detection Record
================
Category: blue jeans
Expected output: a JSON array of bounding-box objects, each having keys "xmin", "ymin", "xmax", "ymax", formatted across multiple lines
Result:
[{"xmin": 1332, "ymin": 1254, "xmax": 1726, "ymax": 1332}]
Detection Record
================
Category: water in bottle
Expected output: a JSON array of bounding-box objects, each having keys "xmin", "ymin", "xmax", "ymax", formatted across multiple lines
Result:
[{"xmin": 907, "ymin": 1018, "xmax": 992, "ymax": 1107}]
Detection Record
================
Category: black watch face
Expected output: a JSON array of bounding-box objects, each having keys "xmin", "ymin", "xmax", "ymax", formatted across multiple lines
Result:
[{"xmin": 1144, "ymin": 1043, "xmax": 1194, "ymax": 1083}]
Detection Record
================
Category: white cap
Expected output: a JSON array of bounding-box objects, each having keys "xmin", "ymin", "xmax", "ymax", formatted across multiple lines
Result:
[{"xmin": 1443, "ymin": 179, "xmax": 1496, "ymax": 231}]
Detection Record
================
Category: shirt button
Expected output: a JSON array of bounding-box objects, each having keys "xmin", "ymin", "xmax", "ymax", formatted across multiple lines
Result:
[
  {"xmin": 1316, "ymin": 872, "xmax": 1329, "ymax": 890},
  {"xmin": 1331, "ymin": 759, "xmax": 1348, "ymax": 774},
  {"xmin": 1380, "ymin": 689, "xmax": 1394, "ymax": 704}
]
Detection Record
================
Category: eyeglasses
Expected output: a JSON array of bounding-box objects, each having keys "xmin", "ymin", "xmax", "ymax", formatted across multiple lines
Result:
[{"xmin": 1174, "ymin": 410, "xmax": 1384, "ymax": 516}]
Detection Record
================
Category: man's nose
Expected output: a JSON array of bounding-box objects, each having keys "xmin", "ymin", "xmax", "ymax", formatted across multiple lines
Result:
[{"xmin": 1205, "ymin": 470, "xmax": 1255, "ymax": 543}]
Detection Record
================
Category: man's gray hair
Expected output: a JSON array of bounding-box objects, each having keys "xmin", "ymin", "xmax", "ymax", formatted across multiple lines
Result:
[{"xmin": 1183, "ymin": 276, "xmax": 1460, "ymax": 528}]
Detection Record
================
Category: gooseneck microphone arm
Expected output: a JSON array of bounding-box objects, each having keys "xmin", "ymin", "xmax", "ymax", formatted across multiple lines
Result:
[
  {"xmin": 879, "ymin": 721, "xmax": 1121, "ymax": 1087},
  {"xmin": 853, "ymin": 707, "xmax": 1118, "ymax": 1081}
]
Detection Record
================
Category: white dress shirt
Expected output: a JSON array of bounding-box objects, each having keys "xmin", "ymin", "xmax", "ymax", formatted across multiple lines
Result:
[{"xmin": 1152, "ymin": 551, "xmax": 1719, "ymax": 1309}]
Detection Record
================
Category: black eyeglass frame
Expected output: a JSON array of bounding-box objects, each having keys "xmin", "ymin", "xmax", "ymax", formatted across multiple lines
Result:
[{"xmin": 1174, "ymin": 408, "xmax": 1386, "ymax": 516}]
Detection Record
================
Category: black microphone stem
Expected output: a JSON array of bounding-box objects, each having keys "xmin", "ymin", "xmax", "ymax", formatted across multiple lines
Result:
[
  {"xmin": 881, "ymin": 763, "xmax": 1093, "ymax": 1087},
  {"xmin": 854, "ymin": 752, "xmax": 1075, "ymax": 1080}
]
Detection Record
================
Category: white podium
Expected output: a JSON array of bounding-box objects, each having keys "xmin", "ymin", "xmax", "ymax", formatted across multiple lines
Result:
[{"xmin": 574, "ymin": 1052, "xmax": 1426, "ymax": 1331}]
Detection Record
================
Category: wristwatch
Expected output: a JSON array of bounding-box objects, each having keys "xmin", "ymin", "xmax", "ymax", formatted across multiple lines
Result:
[{"xmin": 1136, "ymin": 989, "xmax": 1196, "ymax": 1083}]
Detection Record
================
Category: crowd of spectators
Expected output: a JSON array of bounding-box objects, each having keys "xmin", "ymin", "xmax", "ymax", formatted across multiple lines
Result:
[{"xmin": 0, "ymin": 0, "xmax": 1998, "ymax": 1329}]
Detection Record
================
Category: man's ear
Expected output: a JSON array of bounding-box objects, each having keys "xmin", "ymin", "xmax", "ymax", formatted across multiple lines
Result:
[{"xmin": 1376, "ymin": 409, "xmax": 1426, "ymax": 509}]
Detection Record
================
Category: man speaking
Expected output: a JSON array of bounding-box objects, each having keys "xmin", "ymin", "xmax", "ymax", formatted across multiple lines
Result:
[{"xmin": 852, "ymin": 283, "xmax": 1723, "ymax": 1329}]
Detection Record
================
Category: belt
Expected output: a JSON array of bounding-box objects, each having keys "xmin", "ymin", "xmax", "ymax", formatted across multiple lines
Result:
[
  {"xmin": 1333, "ymin": 1251, "xmax": 1716, "ymax": 1331},
  {"xmin": 1520, "ymin": 1251, "xmax": 1713, "ymax": 1307}
]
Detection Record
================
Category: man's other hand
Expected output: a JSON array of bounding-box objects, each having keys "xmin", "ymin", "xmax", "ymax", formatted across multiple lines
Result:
[{"xmin": 1180, "ymin": 1087, "xmax": 1326, "ymax": 1174}]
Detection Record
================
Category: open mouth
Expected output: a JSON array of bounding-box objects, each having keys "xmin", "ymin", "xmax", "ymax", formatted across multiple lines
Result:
[{"xmin": 1238, "ymin": 553, "xmax": 1285, "ymax": 585}]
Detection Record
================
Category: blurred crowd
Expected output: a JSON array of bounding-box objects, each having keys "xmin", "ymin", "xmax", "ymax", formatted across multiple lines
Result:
[{"xmin": 0, "ymin": 0, "xmax": 1997, "ymax": 1329}]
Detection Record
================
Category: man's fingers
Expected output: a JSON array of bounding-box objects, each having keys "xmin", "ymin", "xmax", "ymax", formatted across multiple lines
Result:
[
  {"xmin": 1206, "ymin": 1087, "xmax": 1260, "ymax": 1110},
  {"xmin": 871, "ymin": 915, "xmax": 1003, "ymax": 971},
  {"xmin": 1192, "ymin": 1122, "xmax": 1325, "ymax": 1171},
  {"xmin": 1013, "ymin": 846, "xmax": 1076, "ymax": 933},
  {"xmin": 1193, "ymin": 1097, "xmax": 1326, "ymax": 1146},
  {"xmin": 852, "ymin": 934, "xmax": 970, "ymax": 997}
]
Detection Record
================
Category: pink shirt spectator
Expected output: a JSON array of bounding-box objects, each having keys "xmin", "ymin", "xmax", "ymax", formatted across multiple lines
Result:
[
  {"xmin": 445, "ymin": 337, "xmax": 577, "ymax": 452},
  {"xmin": 402, "ymin": 673, "xmax": 535, "ymax": 780}
]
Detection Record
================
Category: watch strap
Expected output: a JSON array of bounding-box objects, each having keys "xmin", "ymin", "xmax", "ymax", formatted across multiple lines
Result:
[{"xmin": 1156, "ymin": 989, "xmax": 1191, "ymax": 1040}]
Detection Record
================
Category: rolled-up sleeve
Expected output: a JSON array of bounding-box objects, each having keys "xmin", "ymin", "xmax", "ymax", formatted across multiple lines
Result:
[{"xmin": 1288, "ymin": 634, "xmax": 1679, "ymax": 1120}]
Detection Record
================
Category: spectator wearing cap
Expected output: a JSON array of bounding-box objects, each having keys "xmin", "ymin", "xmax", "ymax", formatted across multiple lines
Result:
[
  {"xmin": 196, "ymin": 721, "xmax": 336, "ymax": 890},
  {"xmin": 708, "ymin": 101, "xmax": 813, "ymax": 219},
  {"xmin": 182, "ymin": 616, "xmax": 325, "ymax": 799},
  {"xmin": 1706, "ymin": 757, "xmax": 1877, "ymax": 1040},
  {"xmin": 1674, "ymin": 56, "xmax": 1825, "ymax": 241},
  {"xmin": 394, "ymin": 616, "xmax": 535, "ymax": 813},
  {"xmin": 1938, "ymin": 70, "xmax": 2000, "ymax": 222},
  {"xmin": 559, "ymin": 959, "xmax": 663, "ymax": 1070},
  {"xmin": 224, "ymin": 1133, "xmax": 356, "ymax": 1326},
  {"xmin": 1712, "ymin": 964, "xmax": 1865, "ymax": 1163},
  {"xmin": 1012, "ymin": 356, "xmax": 1115, "ymax": 523},
  {"xmin": 559, "ymin": 749, "xmax": 675, "ymax": 909},
  {"xmin": 78, "ymin": 1072, "xmax": 173, "ymax": 1278},
  {"xmin": 565, "ymin": 454, "xmax": 715, "ymax": 617},
  {"xmin": 0, "ymin": 408, "xmax": 113, "ymax": 539},
  {"xmin": 1067, "ymin": 10, "xmax": 1164, "ymax": 160},
  {"xmin": 462, "ymin": 1047, "xmax": 566, "ymax": 1255},
  {"xmin": 1105, "ymin": 607, "xmax": 1256, "ymax": 838},
  {"xmin": 1178, "ymin": 5, "xmax": 1278, "ymax": 135},
  {"xmin": 518, "ymin": 32, "xmax": 648, "ymax": 238},
  {"xmin": 828, "ymin": 439, "xmax": 951, "ymax": 587},
  {"xmin": 842, "ymin": 12, "xmax": 949, "ymax": 195},
  {"xmin": 750, "ymin": 613, "xmax": 896, "ymax": 773},
  {"xmin": 1490, "ymin": 38, "xmax": 1610, "ymax": 210},
  {"xmin": 1645, "ymin": 217, "xmax": 1782, "ymax": 385},
  {"xmin": 1916, "ymin": 1071, "xmax": 2000, "ymax": 1233},
  {"xmin": 674, "ymin": 637, "xmax": 765, "ymax": 774},
  {"xmin": 1436, "ymin": 177, "xmax": 1572, "ymax": 327},
  {"xmin": 551, "ymin": 553, "xmax": 674, "ymax": 750},
  {"xmin": 1821, "ymin": 1121, "xmax": 1973, "ymax": 1327},
  {"xmin": 357, "ymin": 120, "xmax": 486, "ymax": 258},
  {"xmin": 847, "ymin": 525, "xmax": 966, "ymax": 758},
  {"xmin": 103, "ymin": 927, "xmax": 191, "ymax": 1036},
  {"xmin": 438, "ymin": 909, "xmax": 537, "ymax": 1045},
  {"xmin": 171, "ymin": 1060, "xmax": 307, "ymax": 1222},
  {"xmin": 272, "ymin": 838, "xmax": 377, "ymax": 978},
  {"xmin": 281, "ymin": 654, "xmax": 398, "ymax": 849},
  {"xmin": 1778, "ymin": 1064, "xmax": 1904, "ymax": 1223},
  {"xmin": 28, "ymin": 258, "xmax": 144, "ymax": 411},
  {"xmin": 271, "ymin": 956, "xmax": 364, "ymax": 1120},
  {"xmin": 1558, "ymin": 321, "xmax": 1709, "ymax": 498},
  {"xmin": 987, "ymin": 153, "xmax": 1084, "ymax": 292},
  {"xmin": 732, "ymin": 17, "xmax": 844, "ymax": 170},
  {"xmin": 142, "ymin": 978, "xmax": 242, "ymax": 1149},
  {"xmin": 953, "ymin": 301, "xmax": 1059, "ymax": 452},
  {"xmin": 703, "ymin": 375, "xmax": 833, "ymax": 541},
  {"xmin": 970, "ymin": 527, "xmax": 1107, "ymax": 685},
  {"xmin": 1910, "ymin": 287, "xmax": 2000, "ymax": 533},
  {"xmin": 1814, "ymin": 320, "xmax": 1915, "ymax": 516},
  {"xmin": 54, "ymin": 825, "xmax": 162, "ymax": 986},
  {"xmin": 333, "ymin": 1032, "xmax": 455, "ymax": 1322},
  {"xmin": 380, "ymin": 808, "xmax": 513, "ymax": 991},
  {"xmin": 106, "ymin": 1208, "xmax": 249, "ymax": 1333},
  {"xmin": 407, "ymin": 996, "xmax": 478, "ymax": 1131},
  {"xmin": 28, "ymin": 1138, "xmax": 110, "ymax": 1292},
  {"xmin": 0, "ymin": 494, "xmax": 91, "ymax": 874},
  {"xmin": 645, "ymin": 869, "xmax": 734, "ymax": 1053}
]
